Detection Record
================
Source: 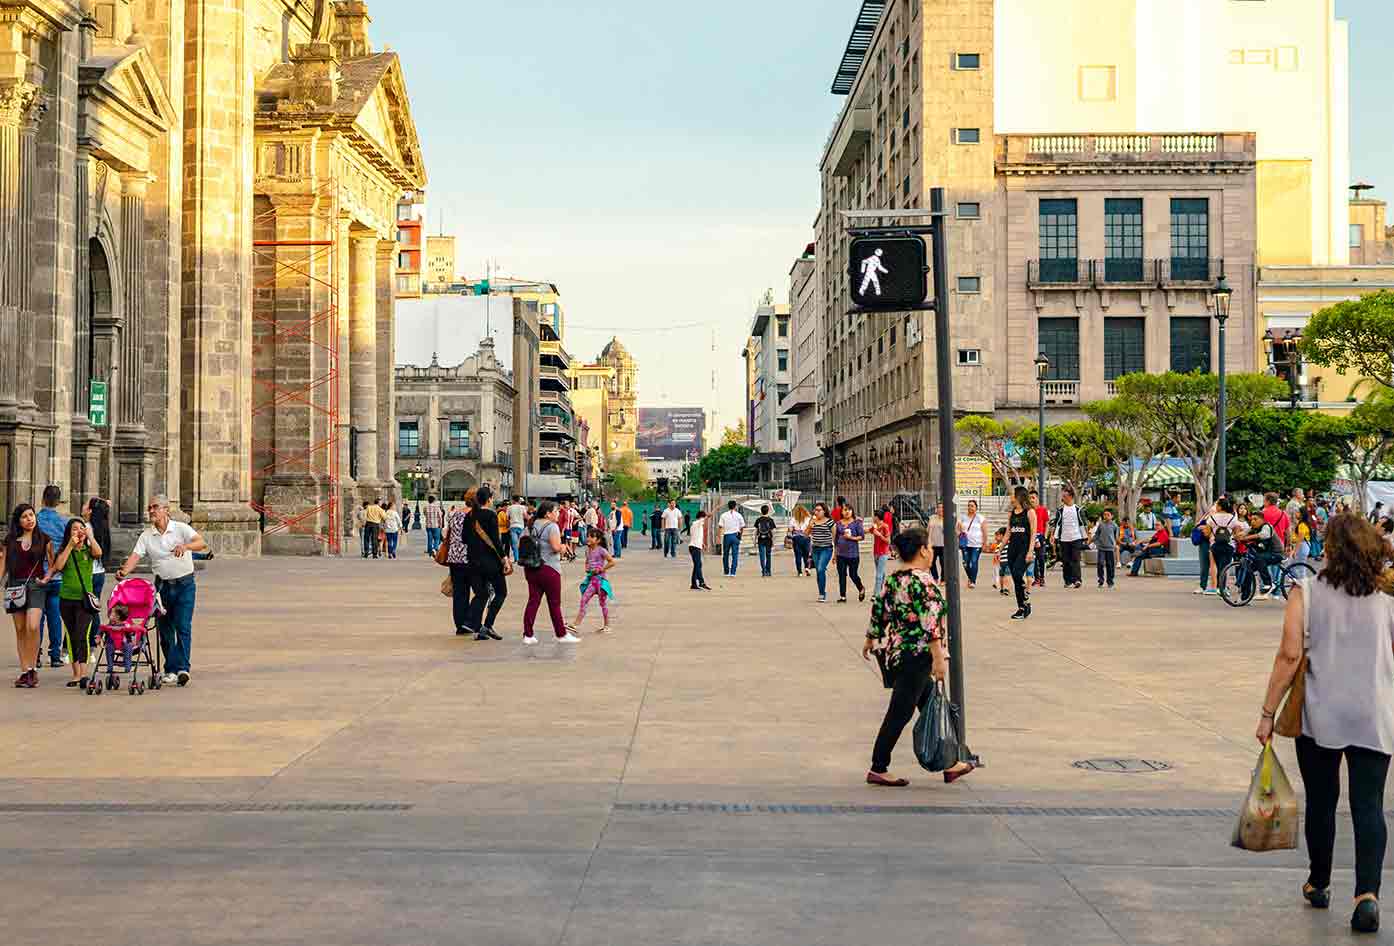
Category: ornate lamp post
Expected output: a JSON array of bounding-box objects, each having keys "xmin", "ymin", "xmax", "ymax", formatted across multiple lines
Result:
[
  {"xmin": 1034, "ymin": 352, "xmax": 1049, "ymax": 504},
  {"xmin": 1211, "ymin": 275, "xmax": 1233, "ymax": 497}
]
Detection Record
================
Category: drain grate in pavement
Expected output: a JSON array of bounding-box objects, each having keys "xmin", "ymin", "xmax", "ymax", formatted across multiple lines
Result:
[
  {"xmin": 1072, "ymin": 758, "xmax": 1173, "ymax": 774},
  {"xmin": 614, "ymin": 802, "xmax": 1230, "ymax": 818},
  {"xmin": 0, "ymin": 802, "xmax": 412, "ymax": 814}
]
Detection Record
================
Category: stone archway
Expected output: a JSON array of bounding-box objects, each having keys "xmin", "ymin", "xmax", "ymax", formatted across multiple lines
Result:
[{"xmin": 441, "ymin": 469, "xmax": 476, "ymax": 501}]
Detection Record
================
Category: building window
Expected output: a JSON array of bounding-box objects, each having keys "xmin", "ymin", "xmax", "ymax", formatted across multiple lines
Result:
[
  {"xmin": 777, "ymin": 350, "xmax": 788, "ymax": 372},
  {"xmin": 1038, "ymin": 198, "xmax": 1078, "ymax": 283},
  {"xmin": 398, "ymin": 253, "xmax": 410, "ymax": 270},
  {"xmin": 397, "ymin": 204, "xmax": 412, "ymax": 221},
  {"xmin": 889, "ymin": 325, "xmax": 896, "ymax": 349},
  {"xmin": 1038, "ymin": 318, "xmax": 1080, "ymax": 380},
  {"xmin": 957, "ymin": 202, "xmax": 980, "ymax": 219},
  {"xmin": 777, "ymin": 317, "xmax": 789, "ymax": 338},
  {"xmin": 1103, "ymin": 318, "xmax": 1146, "ymax": 380},
  {"xmin": 777, "ymin": 419, "xmax": 789, "ymax": 443},
  {"xmin": 1104, "ymin": 198, "xmax": 1144, "ymax": 282},
  {"xmin": 954, "ymin": 52, "xmax": 981, "ymax": 70},
  {"xmin": 397, "ymin": 229, "xmax": 409, "ymax": 243},
  {"xmin": 398, "ymin": 421, "xmax": 419, "ymax": 457},
  {"xmin": 1170, "ymin": 198, "xmax": 1210, "ymax": 280},
  {"xmin": 1170, "ymin": 317, "xmax": 1212, "ymax": 374},
  {"xmin": 956, "ymin": 276, "xmax": 981, "ymax": 294},
  {"xmin": 1350, "ymin": 223, "xmax": 1364, "ymax": 248},
  {"xmin": 953, "ymin": 128, "xmax": 980, "ymax": 144},
  {"xmin": 448, "ymin": 421, "xmax": 470, "ymax": 456},
  {"xmin": 957, "ymin": 348, "xmax": 981, "ymax": 366},
  {"xmin": 777, "ymin": 383, "xmax": 789, "ymax": 402}
]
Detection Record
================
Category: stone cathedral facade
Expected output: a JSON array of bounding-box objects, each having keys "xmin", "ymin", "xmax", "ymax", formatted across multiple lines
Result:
[{"xmin": 0, "ymin": 0, "xmax": 424, "ymax": 555}]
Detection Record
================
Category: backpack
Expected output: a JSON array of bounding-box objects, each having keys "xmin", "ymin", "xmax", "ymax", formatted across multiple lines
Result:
[
  {"xmin": 756, "ymin": 517, "xmax": 775, "ymax": 542},
  {"xmin": 517, "ymin": 525, "xmax": 545, "ymax": 569}
]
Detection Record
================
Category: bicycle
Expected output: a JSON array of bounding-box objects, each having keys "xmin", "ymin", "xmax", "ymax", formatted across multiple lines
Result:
[{"xmin": 1218, "ymin": 551, "xmax": 1317, "ymax": 608}]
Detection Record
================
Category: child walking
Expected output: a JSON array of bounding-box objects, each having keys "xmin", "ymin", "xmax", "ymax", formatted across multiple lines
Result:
[
  {"xmin": 989, "ymin": 527, "xmax": 1009, "ymax": 596},
  {"xmin": 571, "ymin": 530, "xmax": 618, "ymax": 633}
]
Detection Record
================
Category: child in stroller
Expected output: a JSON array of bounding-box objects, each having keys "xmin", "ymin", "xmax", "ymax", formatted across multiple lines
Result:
[{"xmin": 87, "ymin": 577, "xmax": 163, "ymax": 695}]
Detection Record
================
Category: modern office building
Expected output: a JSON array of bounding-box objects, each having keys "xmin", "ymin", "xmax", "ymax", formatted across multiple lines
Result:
[
  {"xmin": 536, "ymin": 323, "xmax": 581, "ymax": 496},
  {"xmin": 782, "ymin": 244, "xmax": 824, "ymax": 489},
  {"xmin": 395, "ymin": 191, "xmax": 424, "ymax": 299},
  {"xmin": 746, "ymin": 298, "xmax": 792, "ymax": 482}
]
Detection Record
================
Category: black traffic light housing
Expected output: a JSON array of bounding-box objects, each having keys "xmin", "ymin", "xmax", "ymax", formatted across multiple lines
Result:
[{"xmin": 847, "ymin": 235, "xmax": 929, "ymax": 312}]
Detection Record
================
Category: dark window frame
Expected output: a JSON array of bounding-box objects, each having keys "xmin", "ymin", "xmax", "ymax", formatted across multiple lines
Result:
[
  {"xmin": 1103, "ymin": 318, "xmax": 1146, "ymax": 380},
  {"xmin": 1104, "ymin": 198, "xmax": 1144, "ymax": 282},
  {"xmin": 1038, "ymin": 198, "xmax": 1078, "ymax": 283},
  {"xmin": 1170, "ymin": 198, "xmax": 1210, "ymax": 280},
  {"xmin": 1169, "ymin": 317, "xmax": 1212, "ymax": 374},
  {"xmin": 1038, "ymin": 317, "xmax": 1080, "ymax": 380}
]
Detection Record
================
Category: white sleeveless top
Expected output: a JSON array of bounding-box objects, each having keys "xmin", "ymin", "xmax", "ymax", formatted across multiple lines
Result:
[{"xmin": 1303, "ymin": 577, "xmax": 1394, "ymax": 754}]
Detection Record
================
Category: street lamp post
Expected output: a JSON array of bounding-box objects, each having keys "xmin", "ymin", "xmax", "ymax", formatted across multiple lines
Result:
[
  {"xmin": 1034, "ymin": 353, "xmax": 1049, "ymax": 504},
  {"xmin": 1211, "ymin": 276, "xmax": 1233, "ymax": 498}
]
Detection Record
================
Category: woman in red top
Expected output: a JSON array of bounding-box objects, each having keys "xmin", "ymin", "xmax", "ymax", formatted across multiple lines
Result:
[
  {"xmin": 3, "ymin": 504, "xmax": 55, "ymax": 688},
  {"xmin": 872, "ymin": 505, "xmax": 894, "ymax": 597}
]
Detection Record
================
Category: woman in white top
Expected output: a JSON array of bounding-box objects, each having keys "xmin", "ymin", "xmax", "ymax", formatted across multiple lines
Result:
[
  {"xmin": 789, "ymin": 505, "xmax": 813, "ymax": 577},
  {"xmin": 956, "ymin": 500, "xmax": 988, "ymax": 589},
  {"xmin": 927, "ymin": 503, "xmax": 946, "ymax": 581},
  {"xmin": 688, "ymin": 511, "xmax": 711, "ymax": 591},
  {"xmin": 1257, "ymin": 514, "xmax": 1394, "ymax": 931},
  {"xmin": 381, "ymin": 500, "xmax": 402, "ymax": 559}
]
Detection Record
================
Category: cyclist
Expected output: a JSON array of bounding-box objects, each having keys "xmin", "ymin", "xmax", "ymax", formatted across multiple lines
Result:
[{"xmin": 1240, "ymin": 509, "xmax": 1286, "ymax": 600}]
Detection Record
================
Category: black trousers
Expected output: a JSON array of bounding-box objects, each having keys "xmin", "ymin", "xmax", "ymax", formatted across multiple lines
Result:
[
  {"xmin": 837, "ymin": 556, "xmax": 864, "ymax": 598},
  {"xmin": 1295, "ymin": 736, "xmax": 1391, "ymax": 898},
  {"xmin": 1060, "ymin": 538, "xmax": 1084, "ymax": 585},
  {"xmin": 1095, "ymin": 549, "xmax": 1116, "ymax": 586},
  {"xmin": 449, "ymin": 564, "xmax": 473, "ymax": 632},
  {"xmin": 465, "ymin": 567, "xmax": 507, "ymax": 631},
  {"xmin": 689, "ymin": 546, "xmax": 705, "ymax": 588},
  {"xmin": 1009, "ymin": 556, "xmax": 1030, "ymax": 609},
  {"xmin": 930, "ymin": 546, "xmax": 944, "ymax": 581},
  {"xmin": 870, "ymin": 652, "xmax": 933, "ymax": 773}
]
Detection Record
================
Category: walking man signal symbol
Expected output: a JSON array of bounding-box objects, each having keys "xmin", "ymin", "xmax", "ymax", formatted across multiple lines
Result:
[{"xmin": 859, "ymin": 248, "xmax": 889, "ymax": 297}]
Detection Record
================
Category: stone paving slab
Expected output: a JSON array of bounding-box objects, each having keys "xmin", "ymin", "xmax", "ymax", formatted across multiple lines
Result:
[{"xmin": 1, "ymin": 530, "xmax": 1387, "ymax": 944}]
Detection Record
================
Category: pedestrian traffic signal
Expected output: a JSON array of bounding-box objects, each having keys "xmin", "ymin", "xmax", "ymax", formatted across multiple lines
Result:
[{"xmin": 848, "ymin": 236, "xmax": 928, "ymax": 310}]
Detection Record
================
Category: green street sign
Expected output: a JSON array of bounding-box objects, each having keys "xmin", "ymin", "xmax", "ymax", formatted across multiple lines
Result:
[{"xmin": 89, "ymin": 380, "xmax": 108, "ymax": 427}]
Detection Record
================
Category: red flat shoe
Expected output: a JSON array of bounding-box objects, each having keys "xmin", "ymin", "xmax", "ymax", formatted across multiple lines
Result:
[
  {"xmin": 866, "ymin": 772, "xmax": 909, "ymax": 787},
  {"xmin": 944, "ymin": 762, "xmax": 977, "ymax": 784}
]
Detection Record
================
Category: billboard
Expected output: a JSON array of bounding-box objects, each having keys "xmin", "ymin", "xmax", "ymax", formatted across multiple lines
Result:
[{"xmin": 638, "ymin": 408, "xmax": 706, "ymax": 460}]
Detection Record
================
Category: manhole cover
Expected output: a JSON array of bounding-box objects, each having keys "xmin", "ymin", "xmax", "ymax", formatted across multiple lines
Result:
[{"xmin": 1072, "ymin": 758, "xmax": 1172, "ymax": 773}]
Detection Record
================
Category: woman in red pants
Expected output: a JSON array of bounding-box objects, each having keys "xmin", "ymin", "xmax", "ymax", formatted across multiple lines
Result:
[{"xmin": 522, "ymin": 501, "xmax": 579, "ymax": 645}]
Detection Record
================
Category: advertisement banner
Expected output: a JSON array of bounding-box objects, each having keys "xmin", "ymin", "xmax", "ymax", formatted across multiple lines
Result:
[
  {"xmin": 638, "ymin": 408, "xmax": 706, "ymax": 460},
  {"xmin": 955, "ymin": 456, "xmax": 993, "ymax": 498}
]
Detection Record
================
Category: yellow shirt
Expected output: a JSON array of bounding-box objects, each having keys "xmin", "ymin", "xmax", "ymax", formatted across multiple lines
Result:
[{"xmin": 364, "ymin": 504, "xmax": 385, "ymax": 524}]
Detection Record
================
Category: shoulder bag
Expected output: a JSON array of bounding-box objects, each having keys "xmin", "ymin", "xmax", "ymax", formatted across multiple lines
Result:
[
  {"xmin": 75, "ymin": 550, "xmax": 101, "ymax": 613},
  {"xmin": 4, "ymin": 555, "xmax": 43, "ymax": 611},
  {"xmin": 434, "ymin": 522, "xmax": 451, "ymax": 566},
  {"xmin": 1274, "ymin": 577, "xmax": 1312, "ymax": 738}
]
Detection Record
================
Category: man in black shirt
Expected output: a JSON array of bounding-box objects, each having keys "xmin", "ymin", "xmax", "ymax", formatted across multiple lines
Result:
[
  {"xmin": 754, "ymin": 504, "xmax": 777, "ymax": 577},
  {"xmin": 463, "ymin": 486, "xmax": 511, "ymax": 640}
]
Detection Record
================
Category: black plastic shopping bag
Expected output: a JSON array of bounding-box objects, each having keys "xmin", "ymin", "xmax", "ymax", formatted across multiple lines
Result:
[{"xmin": 913, "ymin": 680, "xmax": 964, "ymax": 772}]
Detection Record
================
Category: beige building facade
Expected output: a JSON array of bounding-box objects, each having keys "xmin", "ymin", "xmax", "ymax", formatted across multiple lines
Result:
[
  {"xmin": 423, "ymin": 234, "xmax": 455, "ymax": 290},
  {"xmin": 0, "ymin": 0, "xmax": 424, "ymax": 555},
  {"xmin": 596, "ymin": 337, "xmax": 637, "ymax": 459},
  {"xmin": 567, "ymin": 361, "xmax": 614, "ymax": 483}
]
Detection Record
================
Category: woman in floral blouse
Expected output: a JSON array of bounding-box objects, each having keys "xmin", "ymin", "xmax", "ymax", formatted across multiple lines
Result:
[{"xmin": 861, "ymin": 527, "xmax": 976, "ymax": 787}]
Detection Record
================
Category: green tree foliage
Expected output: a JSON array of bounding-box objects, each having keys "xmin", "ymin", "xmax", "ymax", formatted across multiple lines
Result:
[
  {"xmin": 955, "ymin": 414, "xmax": 1027, "ymax": 490},
  {"xmin": 721, "ymin": 419, "xmax": 748, "ymax": 447},
  {"xmin": 1014, "ymin": 420, "xmax": 1118, "ymax": 498},
  {"xmin": 1083, "ymin": 397, "xmax": 1171, "ymax": 524},
  {"xmin": 1300, "ymin": 291, "xmax": 1394, "ymax": 394},
  {"xmin": 1112, "ymin": 371, "xmax": 1288, "ymax": 511},
  {"xmin": 1225, "ymin": 409, "xmax": 1339, "ymax": 497},
  {"xmin": 691, "ymin": 444, "xmax": 755, "ymax": 488},
  {"xmin": 1299, "ymin": 394, "xmax": 1394, "ymax": 516},
  {"xmin": 608, "ymin": 450, "xmax": 650, "ymax": 484},
  {"xmin": 609, "ymin": 472, "xmax": 648, "ymax": 501}
]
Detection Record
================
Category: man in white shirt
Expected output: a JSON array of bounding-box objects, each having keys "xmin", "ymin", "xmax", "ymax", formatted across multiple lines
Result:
[
  {"xmin": 661, "ymin": 500, "xmax": 683, "ymax": 559},
  {"xmin": 1050, "ymin": 488, "xmax": 1087, "ymax": 589},
  {"xmin": 116, "ymin": 495, "xmax": 207, "ymax": 687},
  {"xmin": 506, "ymin": 497, "xmax": 528, "ymax": 560},
  {"xmin": 718, "ymin": 500, "xmax": 746, "ymax": 576}
]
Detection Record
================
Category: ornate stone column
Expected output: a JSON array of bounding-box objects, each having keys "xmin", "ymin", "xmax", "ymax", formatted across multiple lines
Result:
[
  {"xmin": 375, "ymin": 238, "xmax": 396, "ymax": 494},
  {"xmin": 111, "ymin": 172, "xmax": 153, "ymax": 522},
  {"xmin": 68, "ymin": 142, "xmax": 103, "ymax": 504},
  {"xmin": 349, "ymin": 232, "xmax": 378, "ymax": 487}
]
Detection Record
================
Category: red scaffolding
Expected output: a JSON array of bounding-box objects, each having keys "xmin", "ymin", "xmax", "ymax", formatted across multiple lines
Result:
[{"xmin": 249, "ymin": 181, "xmax": 342, "ymax": 554}]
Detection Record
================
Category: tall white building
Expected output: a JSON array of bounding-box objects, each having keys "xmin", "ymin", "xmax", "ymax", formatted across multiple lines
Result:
[
  {"xmin": 782, "ymin": 243, "xmax": 823, "ymax": 489},
  {"xmin": 746, "ymin": 299, "xmax": 792, "ymax": 482}
]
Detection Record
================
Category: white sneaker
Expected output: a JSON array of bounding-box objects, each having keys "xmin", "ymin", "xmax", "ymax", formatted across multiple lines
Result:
[
  {"xmin": 1192, "ymin": 588, "xmax": 1206, "ymax": 595},
  {"xmin": 522, "ymin": 636, "xmax": 539, "ymax": 646},
  {"xmin": 160, "ymin": 672, "xmax": 178, "ymax": 685},
  {"xmin": 558, "ymin": 633, "xmax": 581, "ymax": 643}
]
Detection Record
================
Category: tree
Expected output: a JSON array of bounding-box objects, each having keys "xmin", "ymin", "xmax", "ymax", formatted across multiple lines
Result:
[
  {"xmin": 1300, "ymin": 291, "xmax": 1394, "ymax": 394},
  {"xmin": 1112, "ymin": 371, "xmax": 1288, "ymax": 512},
  {"xmin": 955, "ymin": 415, "xmax": 1027, "ymax": 491},
  {"xmin": 1084, "ymin": 397, "xmax": 1173, "ymax": 524},
  {"xmin": 1225, "ymin": 408, "xmax": 1339, "ymax": 497},
  {"xmin": 609, "ymin": 472, "xmax": 648, "ymax": 501},
  {"xmin": 1300, "ymin": 395, "xmax": 1394, "ymax": 516},
  {"xmin": 691, "ymin": 444, "xmax": 754, "ymax": 489},
  {"xmin": 608, "ymin": 450, "xmax": 650, "ymax": 484},
  {"xmin": 721, "ymin": 419, "xmax": 748, "ymax": 447},
  {"xmin": 1014, "ymin": 420, "xmax": 1115, "ymax": 499}
]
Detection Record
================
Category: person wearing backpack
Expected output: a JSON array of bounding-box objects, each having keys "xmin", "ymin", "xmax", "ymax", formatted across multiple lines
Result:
[
  {"xmin": 520, "ymin": 500, "xmax": 576, "ymax": 644},
  {"xmin": 1203, "ymin": 496, "xmax": 1241, "ymax": 596},
  {"xmin": 754, "ymin": 504, "xmax": 777, "ymax": 577}
]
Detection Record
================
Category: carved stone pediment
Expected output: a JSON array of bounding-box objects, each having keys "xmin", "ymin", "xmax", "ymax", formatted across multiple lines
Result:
[{"xmin": 78, "ymin": 43, "xmax": 172, "ymax": 173}]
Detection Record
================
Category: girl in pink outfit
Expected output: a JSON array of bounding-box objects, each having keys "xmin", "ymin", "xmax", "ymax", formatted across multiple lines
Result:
[{"xmin": 571, "ymin": 531, "xmax": 618, "ymax": 633}]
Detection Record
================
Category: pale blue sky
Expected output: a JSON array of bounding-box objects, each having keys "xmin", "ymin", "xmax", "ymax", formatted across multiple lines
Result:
[{"xmin": 372, "ymin": 0, "xmax": 1391, "ymax": 433}]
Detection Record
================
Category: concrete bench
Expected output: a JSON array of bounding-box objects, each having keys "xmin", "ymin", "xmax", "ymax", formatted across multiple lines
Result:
[{"xmin": 1143, "ymin": 557, "xmax": 1168, "ymax": 577}]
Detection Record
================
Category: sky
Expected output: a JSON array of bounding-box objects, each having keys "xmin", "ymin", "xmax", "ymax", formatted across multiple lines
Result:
[{"xmin": 371, "ymin": 0, "xmax": 1392, "ymax": 438}]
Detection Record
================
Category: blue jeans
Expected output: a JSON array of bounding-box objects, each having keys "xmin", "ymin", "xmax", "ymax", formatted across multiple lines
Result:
[
  {"xmin": 812, "ymin": 546, "xmax": 833, "ymax": 598},
  {"xmin": 621, "ymin": 526, "xmax": 629, "ymax": 549},
  {"xmin": 663, "ymin": 528, "xmax": 679, "ymax": 558},
  {"xmin": 757, "ymin": 543, "xmax": 772, "ymax": 576},
  {"xmin": 40, "ymin": 575, "xmax": 64, "ymax": 663},
  {"xmin": 425, "ymin": 527, "xmax": 442, "ymax": 556},
  {"xmin": 91, "ymin": 572, "xmax": 105, "ymax": 601},
  {"xmin": 362, "ymin": 523, "xmax": 377, "ymax": 558},
  {"xmin": 509, "ymin": 527, "xmax": 523, "ymax": 560},
  {"xmin": 1196, "ymin": 538, "xmax": 1211, "ymax": 589},
  {"xmin": 613, "ymin": 531, "xmax": 622, "ymax": 558},
  {"xmin": 157, "ymin": 576, "xmax": 196, "ymax": 674},
  {"xmin": 962, "ymin": 547, "xmax": 982, "ymax": 585},
  {"xmin": 874, "ymin": 553, "xmax": 889, "ymax": 598},
  {"xmin": 722, "ymin": 533, "xmax": 740, "ymax": 574},
  {"xmin": 386, "ymin": 532, "xmax": 399, "ymax": 558},
  {"xmin": 792, "ymin": 534, "xmax": 811, "ymax": 574}
]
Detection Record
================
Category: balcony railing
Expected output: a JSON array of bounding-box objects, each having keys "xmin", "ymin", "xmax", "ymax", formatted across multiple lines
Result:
[
  {"xmin": 1030, "ymin": 257, "xmax": 1226, "ymax": 290},
  {"xmin": 1002, "ymin": 133, "xmax": 1253, "ymax": 166},
  {"xmin": 1098, "ymin": 257, "xmax": 1156, "ymax": 286},
  {"xmin": 443, "ymin": 446, "xmax": 480, "ymax": 460},
  {"xmin": 1028, "ymin": 258, "xmax": 1091, "ymax": 287},
  {"xmin": 1041, "ymin": 380, "xmax": 1080, "ymax": 402},
  {"xmin": 1159, "ymin": 256, "xmax": 1224, "ymax": 286},
  {"xmin": 1105, "ymin": 380, "xmax": 1119, "ymax": 397}
]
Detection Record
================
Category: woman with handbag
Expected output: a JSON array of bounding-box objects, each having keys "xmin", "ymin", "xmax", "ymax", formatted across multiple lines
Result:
[
  {"xmin": 47, "ymin": 517, "xmax": 102, "ymax": 689},
  {"xmin": 521, "ymin": 501, "xmax": 578, "ymax": 644},
  {"xmin": 1256, "ymin": 514, "xmax": 1394, "ymax": 933},
  {"xmin": 3, "ymin": 504, "xmax": 55, "ymax": 688},
  {"xmin": 463, "ymin": 486, "xmax": 511, "ymax": 641},
  {"xmin": 860, "ymin": 527, "xmax": 975, "ymax": 787}
]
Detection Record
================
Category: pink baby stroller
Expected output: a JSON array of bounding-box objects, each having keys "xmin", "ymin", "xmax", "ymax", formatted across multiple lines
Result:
[{"xmin": 87, "ymin": 578, "xmax": 164, "ymax": 696}]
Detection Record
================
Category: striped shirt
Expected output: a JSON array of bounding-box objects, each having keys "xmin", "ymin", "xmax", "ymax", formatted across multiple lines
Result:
[
  {"xmin": 422, "ymin": 502, "xmax": 445, "ymax": 530},
  {"xmin": 809, "ymin": 518, "xmax": 836, "ymax": 549}
]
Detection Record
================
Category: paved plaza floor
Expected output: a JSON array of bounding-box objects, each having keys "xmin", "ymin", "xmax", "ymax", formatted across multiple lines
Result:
[{"xmin": 2, "ymin": 531, "xmax": 1385, "ymax": 944}]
